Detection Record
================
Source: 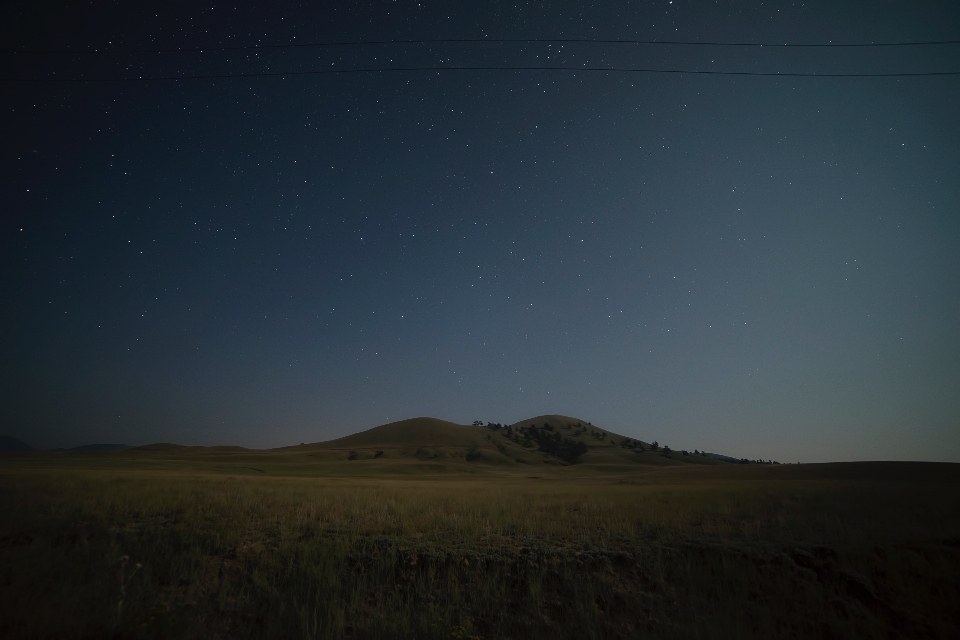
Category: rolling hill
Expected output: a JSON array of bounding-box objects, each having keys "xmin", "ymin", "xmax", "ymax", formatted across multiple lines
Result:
[
  {"xmin": 284, "ymin": 415, "xmax": 725, "ymax": 468},
  {"xmin": 4, "ymin": 416, "xmax": 743, "ymax": 474}
]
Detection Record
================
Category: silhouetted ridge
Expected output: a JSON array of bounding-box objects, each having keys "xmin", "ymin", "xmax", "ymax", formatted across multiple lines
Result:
[
  {"xmin": 322, "ymin": 417, "xmax": 477, "ymax": 448},
  {"xmin": 0, "ymin": 435, "xmax": 34, "ymax": 452},
  {"xmin": 69, "ymin": 444, "xmax": 128, "ymax": 452}
]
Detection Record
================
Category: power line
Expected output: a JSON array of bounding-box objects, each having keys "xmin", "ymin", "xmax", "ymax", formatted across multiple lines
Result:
[
  {"xmin": 3, "ymin": 65, "xmax": 959, "ymax": 82},
  {"xmin": 3, "ymin": 37, "xmax": 960, "ymax": 55}
]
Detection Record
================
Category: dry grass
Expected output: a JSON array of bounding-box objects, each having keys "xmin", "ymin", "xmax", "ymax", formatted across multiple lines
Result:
[{"xmin": 1, "ymin": 458, "xmax": 958, "ymax": 639}]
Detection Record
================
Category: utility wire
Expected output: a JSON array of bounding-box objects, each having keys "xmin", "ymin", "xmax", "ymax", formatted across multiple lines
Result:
[
  {"xmin": 3, "ymin": 37, "xmax": 960, "ymax": 55},
  {"xmin": 3, "ymin": 65, "xmax": 959, "ymax": 82}
]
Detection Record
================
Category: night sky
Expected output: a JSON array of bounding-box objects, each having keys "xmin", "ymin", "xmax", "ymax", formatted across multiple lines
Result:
[{"xmin": 2, "ymin": 1, "xmax": 958, "ymax": 462}]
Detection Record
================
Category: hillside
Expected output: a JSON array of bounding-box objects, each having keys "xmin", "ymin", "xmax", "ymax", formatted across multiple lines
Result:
[
  {"xmin": 3, "ymin": 416, "xmax": 736, "ymax": 472},
  {"xmin": 288, "ymin": 417, "xmax": 527, "ymax": 466},
  {"xmin": 289, "ymin": 415, "xmax": 725, "ymax": 468},
  {"xmin": 491, "ymin": 415, "xmax": 723, "ymax": 467}
]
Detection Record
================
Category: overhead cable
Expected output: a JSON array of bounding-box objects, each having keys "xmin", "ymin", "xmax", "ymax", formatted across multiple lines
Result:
[
  {"xmin": 3, "ymin": 37, "xmax": 960, "ymax": 55},
  {"xmin": 3, "ymin": 65, "xmax": 959, "ymax": 82}
]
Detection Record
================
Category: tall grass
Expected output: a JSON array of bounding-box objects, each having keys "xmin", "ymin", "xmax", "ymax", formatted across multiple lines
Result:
[{"xmin": 1, "ymin": 467, "xmax": 958, "ymax": 638}]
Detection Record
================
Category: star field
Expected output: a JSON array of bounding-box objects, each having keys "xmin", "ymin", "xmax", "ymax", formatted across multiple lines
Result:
[{"xmin": 1, "ymin": 1, "xmax": 958, "ymax": 462}]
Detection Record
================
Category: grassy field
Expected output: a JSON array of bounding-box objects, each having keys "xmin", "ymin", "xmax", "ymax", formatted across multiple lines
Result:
[{"xmin": 1, "ymin": 423, "xmax": 959, "ymax": 638}]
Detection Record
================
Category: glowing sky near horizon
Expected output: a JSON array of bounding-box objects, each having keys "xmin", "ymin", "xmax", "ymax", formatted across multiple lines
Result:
[{"xmin": 1, "ymin": 1, "xmax": 958, "ymax": 462}]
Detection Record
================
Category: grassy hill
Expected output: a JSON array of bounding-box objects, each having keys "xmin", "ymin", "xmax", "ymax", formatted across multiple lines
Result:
[
  {"xmin": 274, "ymin": 414, "xmax": 728, "ymax": 470},
  {"xmin": 0, "ymin": 415, "xmax": 738, "ymax": 477},
  {"xmin": 284, "ymin": 416, "xmax": 547, "ymax": 467},
  {"xmin": 502, "ymin": 414, "xmax": 724, "ymax": 467}
]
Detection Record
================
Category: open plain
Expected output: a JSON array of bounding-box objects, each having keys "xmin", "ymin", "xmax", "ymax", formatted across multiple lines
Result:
[{"xmin": 2, "ymin": 417, "xmax": 959, "ymax": 639}]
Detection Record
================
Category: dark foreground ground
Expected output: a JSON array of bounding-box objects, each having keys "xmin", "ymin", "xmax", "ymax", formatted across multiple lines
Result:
[{"xmin": 1, "ymin": 452, "xmax": 958, "ymax": 639}]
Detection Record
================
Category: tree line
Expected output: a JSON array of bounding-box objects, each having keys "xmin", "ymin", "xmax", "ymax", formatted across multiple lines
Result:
[
  {"xmin": 479, "ymin": 421, "xmax": 588, "ymax": 464},
  {"xmin": 471, "ymin": 420, "xmax": 778, "ymax": 464}
]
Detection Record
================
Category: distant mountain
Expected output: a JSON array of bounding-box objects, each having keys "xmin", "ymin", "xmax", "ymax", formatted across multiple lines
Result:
[
  {"xmin": 130, "ymin": 443, "xmax": 250, "ymax": 452},
  {"xmin": 0, "ymin": 435, "xmax": 35, "ymax": 452},
  {"xmin": 1, "ymin": 438, "xmax": 130, "ymax": 453},
  {"xmin": 68, "ymin": 444, "xmax": 128, "ymax": 452}
]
